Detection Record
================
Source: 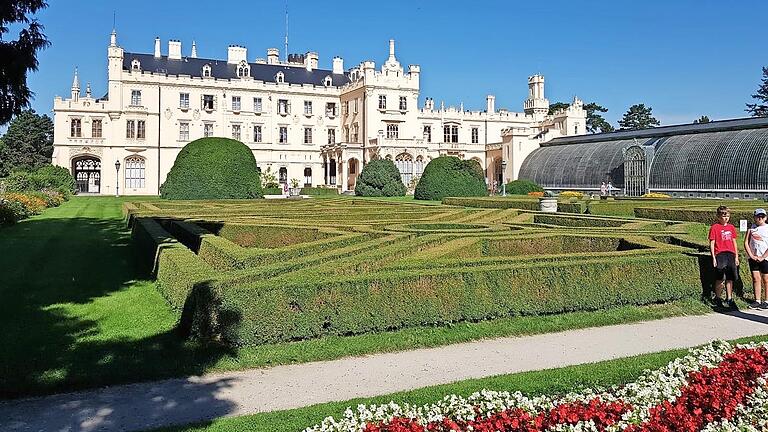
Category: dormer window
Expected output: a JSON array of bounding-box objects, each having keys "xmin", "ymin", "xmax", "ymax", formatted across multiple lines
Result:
[
  {"xmin": 237, "ymin": 61, "xmax": 250, "ymax": 78},
  {"xmin": 131, "ymin": 59, "xmax": 141, "ymax": 72},
  {"xmin": 323, "ymin": 76, "xmax": 332, "ymax": 87},
  {"xmin": 202, "ymin": 64, "xmax": 212, "ymax": 78},
  {"xmin": 275, "ymin": 71, "xmax": 285, "ymax": 84}
]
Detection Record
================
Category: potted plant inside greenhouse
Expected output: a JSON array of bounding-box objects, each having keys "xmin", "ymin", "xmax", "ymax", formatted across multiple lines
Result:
[
  {"xmin": 539, "ymin": 190, "xmax": 558, "ymax": 213},
  {"xmin": 289, "ymin": 178, "xmax": 302, "ymax": 197}
]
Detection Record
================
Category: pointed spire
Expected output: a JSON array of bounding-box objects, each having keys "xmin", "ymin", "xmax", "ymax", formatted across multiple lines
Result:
[
  {"xmin": 85, "ymin": 82, "xmax": 92, "ymax": 98},
  {"xmin": 71, "ymin": 68, "xmax": 80, "ymax": 101},
  {"xmin": 191, "ymin": 40, "xmax": 197, "ymax": 58},
  {"xmin": 110, "ymin": 29, "xmax": 117, "ymax": 47}
]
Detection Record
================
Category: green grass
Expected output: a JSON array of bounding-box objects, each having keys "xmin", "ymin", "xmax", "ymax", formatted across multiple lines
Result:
[
  {"xmin": 0, "ymin": 196, "xmax": 714, "ymax": 399},
  {"xmin": 157, "ymin": 334, "xmax": 768, "ymax": 432}
]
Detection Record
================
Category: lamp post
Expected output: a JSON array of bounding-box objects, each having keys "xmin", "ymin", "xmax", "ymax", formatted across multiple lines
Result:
[
  {"xmin": 501, "ymin": 159, "xmax": 507, "ymax": 197},
  {"xmin": 115, "ymin": 160, "xmax": 121, "ymax": 197}
]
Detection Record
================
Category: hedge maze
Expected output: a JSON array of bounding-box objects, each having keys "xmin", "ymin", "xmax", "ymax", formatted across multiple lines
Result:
[{"xmin": 125, "ymin": 198, "xmax": 713, "ymax": 347}]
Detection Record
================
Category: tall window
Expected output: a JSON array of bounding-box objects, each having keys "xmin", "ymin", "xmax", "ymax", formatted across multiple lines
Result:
[
  {"xmin": 91, "ymin": 119, "xmax": 102, "ymax": 138},
  {"xmin": 304, "ymin": 100, "xmax": 312, "ymax": 115},
  {"xmin": 423, "ymin": 125, "xmax": 431, "ymax": 142},
  {"xmin": 253, "ymin": 97, "xmax": 262, "ymax": 112},
  {"xmin": 70, "ymin": 118, "xmax": 82, "ymax": 137},
  {"xmin": 232, "ymin": 96, "xmax": 241, "ymax": 111},
  {"xmin": 179, "ymin": 93, "xmax": 190, "ymax": 109},
  {"xmin": 399, "ymin": 96, "xmax": 407, "ymax": 111},
  {"xmin": 325, "ymin": 102, "xmax": 337, "ymax": 117},
  {"xmin": 342, "ymin": 101, "xmax": 348, "ymax": 115},
  {"xmin": 179, "ymin": 122, "xmax": 190, "ymax": 141},
  {"xmin": 443, "ymin": 125, "xmax": 459, "ymax": 143},
  {"xmin": 386, "ymin": 123, "xmax": 399, "ymax": 139},
  {"xmin": 232, "ymin": 124, "xmax": 241, "ymax": 140},
  {"xmin": 253, "ymin": 125, "xmax": 262, "ymax": 143},
  {"xmin": 278, "ymin": 99, "xmax": 289, "ymax": 115},
  {"xmin": 378, "ymin": 95, "xmax": 387, "ymax": 110},
  {"xmin": 395, "ymin": 153, "xmax": 413, "ymax": 185},
  {"xmin": 126, "ymin": 120, "xmax": 135, "ymax": 138},
  {"xmin": 415, "ymin": 155, "xmax": 425, "ymax": 178},
  {"xmin": 131, "ymin": 90, "xmax": 141, "ymax": 106},
  {"xmin": 203, "ymin": 123, "xmax": 214, "ymax": 137},
  {"xmin": 279, "ymin": 126, "xmax": 288, "ymax": 143},
  {"xmin": 304, "ymin": 127, "xmax": 312, "ymax": 144},
  {"xmin": 352, "ymin": 123, "xmax": 359, "ymax": 142},
  {"xmin": 137, "ymin": 120, "xmax": 146, "ymax": 139},
  {"xmin": 327, "ymin": 128, "xmax": 336, "ymax": 144},
  {"xmin": 344, "ymin": 126, "xmax": 350, "ymax": 142},
  {"xmin": 471, "ymin": 127, "xmax": 479, "ymax": 144},
  {"xmin": 278, "ymin": 167, "xmax": 288, "ymax": 184},
  {"xmin": 125, "ymin": 156, "xmax": 145, "ymax": 189},
  {"xmin": 303, "ymin": 167, "xmax": 312, "ymax": 187},
  {"xmin": 203, "ymin": 94, "xmax": 214, "ymax": 110},
  {"xmin": 353, "ymin": 99, "xmax": 358, "ymax": 113}
]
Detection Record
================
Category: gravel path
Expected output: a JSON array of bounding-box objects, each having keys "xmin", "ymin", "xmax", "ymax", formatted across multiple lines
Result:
[{"xmin": 2, "ymin": 310, "xmax": 768, "ymax": 432}]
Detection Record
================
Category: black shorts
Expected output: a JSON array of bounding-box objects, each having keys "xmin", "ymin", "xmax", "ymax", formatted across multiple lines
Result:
[
  {"xmin": 715, "ymin": 252, "xmax": 737, "ymax": 281},
  {"xmin": 749, "ymin": 258, "xmax": 768, "ymax": 274}
]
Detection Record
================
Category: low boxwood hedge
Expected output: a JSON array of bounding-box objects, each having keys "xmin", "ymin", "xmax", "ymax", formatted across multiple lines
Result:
[{"xmin": 635, "ymin": 207, "xmax": 753, "ymax": 224}]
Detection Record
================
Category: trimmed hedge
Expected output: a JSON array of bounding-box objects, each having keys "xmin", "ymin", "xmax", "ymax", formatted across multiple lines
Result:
[
  {"xmin": 635, "ymin": 207, "xmax": 753, "ymax": 224},
  {"xmin": 355, "ymin": 158, "xmax": 406, "ymax": 197},
  {"xmin": 443, "ymin": 197, "xmax": 539, "ymax": 210},
  {"xmin": 301, "ymin": 187, "xmax": 338, "ymax": 196},
  {"xmin": 186, "ymin": 253, "xmax": 701, "ymax": 346},
  {"xmin": 505, "ymin": 179, "xmax": 544, "ymax": 195},
  {"xmin": 533, "ymin": 214, "xmax": 628, "ymax": 228},
  {"xmin": 415, "ymin": 157, "xmax": 487, "ymax": 201},
  {"xmin": 161, "ymin": 137, "xmax": 263, "ymax": 200}
]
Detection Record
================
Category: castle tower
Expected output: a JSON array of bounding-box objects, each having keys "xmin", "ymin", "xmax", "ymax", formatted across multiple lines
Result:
[
  {"xmin": 523, "ymin": 74, "xmax": 549, "ymax": 118},
  {"xmin": 107, "ymin": 30, "xmax": 125, "ymax": 107}
]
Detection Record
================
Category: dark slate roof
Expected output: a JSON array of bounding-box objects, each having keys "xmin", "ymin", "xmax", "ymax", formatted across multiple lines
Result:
[
  {"xmin": 543, "ymin": 116, "xmax": 768, "ymax": 147},
  {"xmin": 123, "ymin": 52, "xmax": 350, "ymax": 87},
  {"xmin": 518, "ymin": 116, "xmax": 768, "ymax": 191}
]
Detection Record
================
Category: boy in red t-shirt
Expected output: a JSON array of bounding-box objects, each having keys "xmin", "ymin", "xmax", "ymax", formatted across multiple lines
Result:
[{"xmin": 709, "ymin": 205, "xmax": 740, "ymax": 309}]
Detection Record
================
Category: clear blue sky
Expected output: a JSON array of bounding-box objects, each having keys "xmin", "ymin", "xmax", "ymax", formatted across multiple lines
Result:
[{"xmin": 21, "ymin": 0, "xmax": 768, "ymax": 126}]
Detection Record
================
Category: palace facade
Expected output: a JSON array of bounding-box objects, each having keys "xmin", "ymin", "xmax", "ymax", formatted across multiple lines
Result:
[{"xmin": 52, "ymin": 31, "xmax": 587, "ymax": 195}]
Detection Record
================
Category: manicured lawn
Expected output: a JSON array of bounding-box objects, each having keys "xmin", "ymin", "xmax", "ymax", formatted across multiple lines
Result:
[
  {"xmin": 0, "ymin": 197, "xmax": 714, "ymax": 398},
  {"xmin": 157, "ymin": 334, "xmax": 768, "ymax": 432}
]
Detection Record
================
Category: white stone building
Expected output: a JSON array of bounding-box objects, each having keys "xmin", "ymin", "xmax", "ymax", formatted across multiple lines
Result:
[{"xmin": 51, "ymin": 31, "xmax": 586, "ymax": 195}]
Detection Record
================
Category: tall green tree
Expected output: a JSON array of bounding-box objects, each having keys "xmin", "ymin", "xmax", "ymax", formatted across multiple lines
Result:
[
  {"xmin": 746, "ymin": 66, "xmax": 768, "ymax": 117},
  {"xmin": 693, "ymin": 115, "xmax": 711, "ymax": 124},
  {"xmin": 0, "ymin": 1, "xmax": 50, "ymax": 125},
  {"xmin": 0, "ymin": 109, "xmax": 53, "ymax": 176},
  {"xmin": 547, "ymin": 102, "xmax": 570, "ymax": 115},
  {"xmin": 618, "ymin": 104, "xmax": 660, "ymax": 130},
  {"xmin": 583, "ymin": 102, "xmax": 615, "ymax": 133}
]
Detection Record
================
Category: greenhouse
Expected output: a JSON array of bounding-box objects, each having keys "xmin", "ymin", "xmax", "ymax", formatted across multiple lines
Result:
[{"xmin": 518, "ymin": 117, "xmax": 768, "ymax": 198}]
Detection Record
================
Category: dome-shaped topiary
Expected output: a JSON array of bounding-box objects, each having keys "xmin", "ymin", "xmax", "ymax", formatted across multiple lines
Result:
[
  {"xmin": 161, "ymin": 137, "xmax": 263, "ymax": 200},
  {"xmin": 414, "ymin": 156, "xmax": 487, "ymax": 201},
  {"xmin": 354, "ymin": 158, "xmax": 406, "ymax": 197},
  {"xmin": 505, "ymin": 179, "xmax": 544, "ymax": 195}
]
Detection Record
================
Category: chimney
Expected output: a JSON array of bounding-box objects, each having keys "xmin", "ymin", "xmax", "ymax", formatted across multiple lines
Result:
[
  {"xmin": 486, "ymin": 95, "xmax": 496, "ymax": 113},
  {"xmin": 305, "ymin": 51, "xmax": 318, "ymax": 71},
  {"xmin": 227, "ymin": 45, "xmax": 247, "ymax": 64},
  {"xmin": 154, "ymin": 37, "xmax": 161, "ymax": 57},
  {"xmin": 332, "ymin": 56, "xmax": 344, "ymax": 74},
  {"xmin": 388, "ymin": 39, "xmax": 396, "ymax": 61},
  {"xmin": 267, "ymin": 48, "xmax": 279, "ymax": 64},
  {"xmin": 168, "ymin": 40, "xmax": 182, "ymax": 60}
]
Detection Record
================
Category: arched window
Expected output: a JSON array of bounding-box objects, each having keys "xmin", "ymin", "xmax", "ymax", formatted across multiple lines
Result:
[
  {"xmin": 395, "ymin": 152, "xmax": 413, "ymax": 185},
  {"xmin": 278, "ymin": 167, "xmax": 288, "ymax": 184},
  {"xmin": 303, "ymin": 167, "xmax": 312, "ymax": 187},
  {"xmin": 202, "ymin": 64, "xmax": 212, "ymax": 78},
  {"xmin": 131, "ymin": 59, "xmax": 141, "ymax": 72},
  {"xmin": 323, "ymin": 75, "xmax": 332, "ymax": 87},
  {"xmin": 237, "ymin": 61, "xmax": 250, "ymax": 78},
  {"xmin": 125, "ymin": 156, "xmax": 146, "ymax": 189},
  {"xmin": 275, "ymin": 71, "xmax": 285, "ymax": 84},
  {"xmin": 414, "ymin": 155, "xmax": 425, "ymax": 178}
]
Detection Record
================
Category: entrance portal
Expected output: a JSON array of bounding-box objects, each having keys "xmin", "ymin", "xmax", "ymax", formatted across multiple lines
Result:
[{"xmin": 72, "ymin": 156, "xmax": 101, "ymax": 194}]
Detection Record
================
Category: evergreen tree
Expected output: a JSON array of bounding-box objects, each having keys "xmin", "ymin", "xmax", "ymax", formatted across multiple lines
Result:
[
  {"xmin": 693, "ymin": 115, "xmax": 711, "ymax": 124},
  {"xmin": 0, "ymin": 1, "xmax": 50, "ymax": 125},
  {"xmin": 618, "ymin": 104, "xmax": 660, "ymax": 130},
  {"xmin": 0, "ymin": 110, "xmax": 53, "ymax": 176},
  {"xmin": 547, "ymin": 102, "xmax": 570, "ymax": 115},
  {"xmin": 583, "ymin": 102, "xmax": 615, "ymax": 133},
  {"xmin": 746, "ymin": 66, "xmax": 768, "ymax": 117}
]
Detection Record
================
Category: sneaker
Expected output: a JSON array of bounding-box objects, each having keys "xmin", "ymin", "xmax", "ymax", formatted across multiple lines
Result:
[
  {"xmin": 714, "ymin": 298, "xmax": 724, "ymax": 308},
  {"xmin": 761, "ymin": 302, "xmax": 768, "ymax": 310},
  {"xmin": 749, "ymin": 301, "xmax": 762, "ymax": 310},
  {"xmin": 727, "ymin": 299, "xmax": 738, "ymax": 310}
]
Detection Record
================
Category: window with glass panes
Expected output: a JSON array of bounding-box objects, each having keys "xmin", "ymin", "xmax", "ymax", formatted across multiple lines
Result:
[
  {"xmin": 378, "ymin": 95, "xmax": 386, "ymax": 110},
  {"xmin": 203, "ymin": 123, "xmax": 213, "ymax": 137},
  {"xmin": 203, "ymin": 94, "xmax": 214, "ymax": 110},
  {"xmin": 253, "ymin": 125, "xmax": 262, "ymax": 142},
  {"xmin": 232, "ymin": 96, "xmax": 241, "ymax": 111},
  {"xmin": 443, "ymin": 125, "xmax": 459, "ymax": 143},
  {"xmin": 327, "ymin": 128, "xmax": 335, "ymax": 144},
  {"xmin": 304, "ymin": 127, "xmax": 312, "ymax": 144},
  {"xmin": 279, "ymin": 126, "xmax": 288, "ymax": 143},
  {"xmin": 126, "ymin": 120, "xmax": 135, "ymax": 138},
  {"xmin": 124, "ymin": 156, "xmax": 145, "ymax": 189},
  {"xmin": 325, "ymin": 102, "xmax": 337, "ymax": 117},
  {"xmin": 386, "ymin": 123, "xmax": 398, "ymax": 139},
  {"xmin": 471, "ymin": 127, "xmax": 479, "ymax": 144},
  {"xmin": 278, "ymin": 99, "xmax": 289, "ymax": 114},
  {"xmin": 131, "ymin": 90, "xmax": 141, "ymax": 106},
  {"xmin": 304, "ymin": 101, "xmax": 312, "ymax": 115},
  {"xmin": 179, "ymin": 93, "xmax": 190, "ymax": 109},
  {"xmin": 253, "ymin": 97, "xmax": 262, "ymax": 112},
  {"xmin": 179, "ymin": 122, "xmax": 189, "ymax": 140},
  {"xmin": 91, "ymin": 119, "xmax": 102, "ymax": 138},
  {"xmin": 423, "ymin": 125, "xmax": 431, "ymax": 142},
  {"xmin": 71, "ymin": 118, "xmax": 82, "ymax": 137},
  {"xmin": 399, "ymin": 96, "xmax": 407, "ymax": 110},
  {"xmin": 137, "ymin": 120, "xmax": 146, "ymax": 139},
  {"xmin": 232, "ymin": 124, "xmax": 241, "ymax": 140}
]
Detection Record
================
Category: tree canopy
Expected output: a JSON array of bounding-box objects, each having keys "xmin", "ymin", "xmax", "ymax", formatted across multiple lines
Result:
[
  {"xmin": 618, "ymin": 104, "xmax": 660, "ymax": 130},
  {"xmin": 746, "ymin": 66, "xmax": 768, "ymax": 117},
  {"xmin": 354, "ymin": 158, "xmax": 406, "ymax": 197},
  {"xmin": 0, "ymin": 109, "xmax": 53, "ymax": 176},
  {"xmin": 0, "ymin": 0, "xmax": 50, "ymax": 125},
  {"xmin": 414, "ymin": 156, "xmax": 486, "ymax": 201},
  {"xmin": 693, "ymin": 115, "xmax": 711, "ymax": 124},
  {"xmin": 584, "ymin": 102, "xmax": 615, "ymax": 133},
  {"xmin": 547, "ymin": 102, "xmax": 570, "ymax": 115}
]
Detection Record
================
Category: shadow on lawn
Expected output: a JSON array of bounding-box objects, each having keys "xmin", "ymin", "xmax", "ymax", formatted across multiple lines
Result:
[{"xmin": 0, "ymin": 211, "xmax": 239, "ymax": 424}]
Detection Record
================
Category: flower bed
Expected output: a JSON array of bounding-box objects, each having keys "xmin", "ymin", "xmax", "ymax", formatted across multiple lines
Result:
[{"xmin": 305, "ymin": 341, "xmax": 768, "ymax": 432}]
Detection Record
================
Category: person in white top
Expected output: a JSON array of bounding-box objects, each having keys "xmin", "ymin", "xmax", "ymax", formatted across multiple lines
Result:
[{"xmin": 744, "ymin": 208, "xmax": 768, "ymax": 309}]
